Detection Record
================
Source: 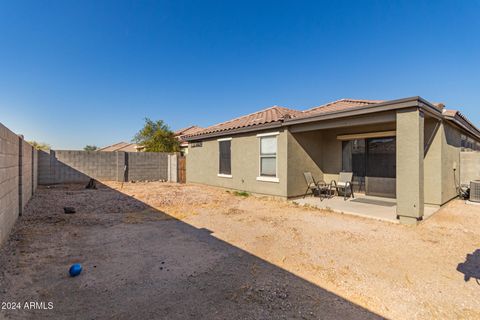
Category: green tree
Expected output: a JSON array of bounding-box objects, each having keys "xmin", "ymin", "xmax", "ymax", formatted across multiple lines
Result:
[
  {"xmin": 133, "ymin": 118, "xmax": 179, "ymax": 152},
  {"xmin": 28, "ymin": 141, "xmax": 51, "ymax": 151},
  {"xmin": 84, "ymin": 145, "xmax": 98, "ymax": 151}
]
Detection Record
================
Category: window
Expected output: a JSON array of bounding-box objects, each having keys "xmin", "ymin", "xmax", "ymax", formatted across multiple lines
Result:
[
  {"xmin": 218, "ymin": 139, "xmax": 231, "ymax": 176},
  {"xmin": 260, "ymin": 136, "xmax": 277, "ymax": 177}
]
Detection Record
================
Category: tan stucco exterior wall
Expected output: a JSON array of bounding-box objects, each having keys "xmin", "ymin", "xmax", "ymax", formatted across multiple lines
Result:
[
  {"xmin": 320, "ymin": 130, "xmax": 341, "ymax": 184},
  {"xmin": 286, "ymin": 130, "xmax": 324, "ymax": 197},
  {"xmin": 396, "ymin": 109, "xmax": 425, "ymax": 223},
  {"xmin": 460, "ymin": 151, "xmax": 480, "ymax": 185},
  {"xmin": 186, "ymin": 110, "xmax": 475, "ymax": 218},
  {"xmin": 186, "ymin": 129, "xmax": 288, "ymax": 197},
  {"xmin": 187, "ymin": 121, "xmax": 397, "ymax": 199},
  {"xmin": 423, "ymin": 119, "xmax": 465, "ymax": 206},
  {"xmin": 423, "ymin": 117, "xmax": 443, "ymax": 205},
  {"xmin": 441, "ymin": 122, "xmax": 462, "ymax": 204}
]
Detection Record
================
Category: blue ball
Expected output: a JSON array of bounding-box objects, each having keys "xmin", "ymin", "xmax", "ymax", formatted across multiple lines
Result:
[{"xmin": 69, "ymin": 264, "xmax": 82, "ymax": 277}]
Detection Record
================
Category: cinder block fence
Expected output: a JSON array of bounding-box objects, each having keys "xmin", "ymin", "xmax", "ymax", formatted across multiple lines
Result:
[
  {"xmin": 0, "ymin": 123, "xmax": 38, "ymax": 245},
  {"xmin": 1, "ymin": 120, "xmax": 181, "ymax": 246},
  {"xmin": 38, "ymin": 150, "xmax": 178, "ymax": 184}
]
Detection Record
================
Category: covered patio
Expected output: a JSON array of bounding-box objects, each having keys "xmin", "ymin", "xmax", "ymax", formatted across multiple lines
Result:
[
  {"xmin": 286, "ymin": 100, "xmax": 445, "ymax": 224},
  {"xmin": 292, "ymin": 193, "xmax": 439, "ymax": 223}
]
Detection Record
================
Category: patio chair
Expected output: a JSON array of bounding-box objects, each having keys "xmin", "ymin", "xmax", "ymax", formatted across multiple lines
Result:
[
  {"xmin": 331, "ymin": 172, "xmax": 355, "ymax": 201},
  {"xmin": 303, "ymin": 172, "xmax": 319, "ymax": 198},
  {"xmin": 303, "ymin": 172, "xmax": 332, "ymax": 200}
]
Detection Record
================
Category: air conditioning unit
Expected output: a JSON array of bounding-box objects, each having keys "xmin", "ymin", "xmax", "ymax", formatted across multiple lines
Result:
[{"xmin": 471, "ymin": 181, "xmax": 480, "ymax": 202}]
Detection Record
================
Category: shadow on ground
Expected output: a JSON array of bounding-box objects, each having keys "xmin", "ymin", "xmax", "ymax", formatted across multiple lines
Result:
[
  {"xmin": 457, "ymin": 249, "xmax": 480, "ymax": 285},
  {"xmin": 0, "ymin": 182, "xmax": 383, "ymax": 319}
]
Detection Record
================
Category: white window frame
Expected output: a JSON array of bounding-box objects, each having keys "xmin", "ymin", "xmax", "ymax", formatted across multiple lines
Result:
[
  {"xmin": 256, "ymin": 132, "xmax": 279, "ymax": 183},
  {"xmin": 217, "ymin": 137, "xmax": 232, "ymax": 178}
]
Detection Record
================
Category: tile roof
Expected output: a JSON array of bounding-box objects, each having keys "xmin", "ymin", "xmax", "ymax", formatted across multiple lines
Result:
[
  {"xmin": 98, "ymin": 142, "xmax": 140, "ymax": 152},
  {"xmin": 188, "ymin": 106, "xmax": 302, "ymax": 137},
  {"xmin": 175, "ymin": 125, "xmax": 204, "ymax": 136},
  {"xmin": 300, "ymin": 99, "xmax": 384, "ymax": 118},
  {"xmin": 185, "ymin": 97, "xmax": 480, "ymax": 140},
  {"xmin": 443, "ymin": 109, "xmax": 480, "ymax": 136},
  {"xmin": 442, "ymin": 109, "xmax": 458, "ymax": 117},
  {"xmin": 175, "ymin": 125, "xmax": 204, "ymax": 146}
]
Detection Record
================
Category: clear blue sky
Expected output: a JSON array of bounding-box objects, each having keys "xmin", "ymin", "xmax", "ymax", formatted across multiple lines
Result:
[{"xmin": 1, "ymin": 0, "xmax": 479, "ymax": 149}]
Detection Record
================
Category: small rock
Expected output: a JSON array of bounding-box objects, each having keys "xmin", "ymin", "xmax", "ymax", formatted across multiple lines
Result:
[{"xmin": 64, "ymin": 207, "xmax": 76, "ymax": 214}]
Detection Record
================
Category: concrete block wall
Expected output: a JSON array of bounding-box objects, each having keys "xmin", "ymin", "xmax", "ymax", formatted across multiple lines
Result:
[
  {"xmin": 21, "ymin": 139, "xmax": 37, "ymax": 214},
  {"xmin": 0, "ymin": 122, "xmax": 37, "ymax": 245},
  {"xmin": 38, "ymin": 150, "xmax": 54, "ymax": 184},
  {"xmin": 33, "ymin": 148, "xmax": 38, "ymax": 192},
  {"xmin": 38, "ymin": 150, "xmax": 121, "ymax": 184},
  {"xmin": 38, "ymin": 150, "xmax": 176, "ymax": 184},
  {"xmin": 128, "ymin": 152, "xmax": 169, "ymax": 181}
]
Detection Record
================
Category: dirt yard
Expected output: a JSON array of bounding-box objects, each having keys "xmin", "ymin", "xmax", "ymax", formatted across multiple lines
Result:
[{"xmin": 0, "ymin": 182, "xmax": 479, "ymax": 319}]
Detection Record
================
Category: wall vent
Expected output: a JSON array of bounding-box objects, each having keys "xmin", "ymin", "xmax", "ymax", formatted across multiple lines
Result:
[{"xmin": 470, "ymin": 180, "xmax": 480, "ymax": 202}]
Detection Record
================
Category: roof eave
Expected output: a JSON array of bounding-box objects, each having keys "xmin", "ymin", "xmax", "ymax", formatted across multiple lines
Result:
[
  {"xmin": 284, "ymin": 96, "xmax": 442, "ymax": 126},
  {"xmin": 186, "ymin": 96, "xmax": 479, "ymax": 142},
  {"xmin": 185, "ymin": 121, "xmax": 283, "ymax": 141},
  {"xmin": 444, "ymin": 114, "xmax": 480, "ymax": 140}
]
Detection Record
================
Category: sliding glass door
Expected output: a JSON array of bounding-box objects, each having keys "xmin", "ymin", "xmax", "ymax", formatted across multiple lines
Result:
[
  {"xmin": 342, "ymin": 137, "xmax": 396, "ymax": 198},
  {"xmin": 342, "ymin": 139, "xmax": 365, "ymax": 177},
  {"xmin": 365, "ymin": 137, "xmax": 396, "ymax": 197}
]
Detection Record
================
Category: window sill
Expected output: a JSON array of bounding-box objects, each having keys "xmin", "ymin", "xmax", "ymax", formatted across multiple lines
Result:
[
  {"xmin": 218, "ymin": 174, "xmax": 232, "ymax": 178},
  {"xmin": 256, "ymin": 176, "xmax": 279, "ymax": 183}
]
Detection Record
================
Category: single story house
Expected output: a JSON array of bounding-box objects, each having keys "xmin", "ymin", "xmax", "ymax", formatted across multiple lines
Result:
[{"xmin": 184, "ymin": 96, "xmax": 480, "ymax": 224}]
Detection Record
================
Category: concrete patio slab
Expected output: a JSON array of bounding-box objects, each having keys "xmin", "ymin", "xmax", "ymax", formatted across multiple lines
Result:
[{"xmin": 292, "ymin": 194, "xmax": 439, "ymax": 223}]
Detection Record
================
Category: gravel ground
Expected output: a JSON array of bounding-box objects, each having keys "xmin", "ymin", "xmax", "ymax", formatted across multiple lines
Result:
[{"xmin": 0, "ymin": 181, "xmax": 479, "ymax": 319}]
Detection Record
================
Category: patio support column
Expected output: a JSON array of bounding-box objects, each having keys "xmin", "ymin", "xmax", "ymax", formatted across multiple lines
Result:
[{"xmin": 396, "ymin": 108, "xmax": 424, "ymax": 224}]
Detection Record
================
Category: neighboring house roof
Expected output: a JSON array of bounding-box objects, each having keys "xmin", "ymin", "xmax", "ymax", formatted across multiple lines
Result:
[
  {"xmin": 98, "ymin": 142, "xmax": 140, "ymax": 152},
  {"xmin": 175, "ymin": 125, "xmax": 204, "ymax": 136},
  {"xmin": 185, "ymin": 97, "xmax": 480, "ymax": 141},
  {"xmin": 175, "ymin": 125, "xmax": 204, "ymax": 146},
  {"xmin": 188, "ymin": 106, "xmax": 302, "ymax": 138}
]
